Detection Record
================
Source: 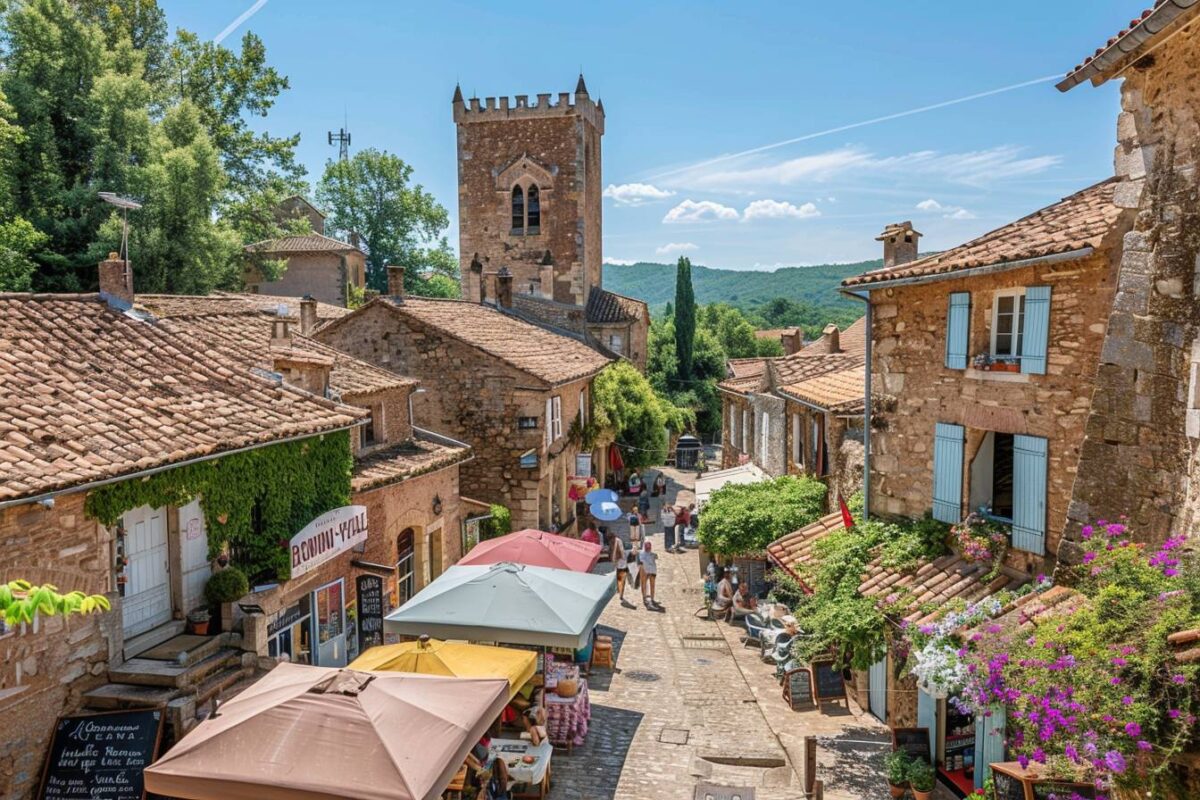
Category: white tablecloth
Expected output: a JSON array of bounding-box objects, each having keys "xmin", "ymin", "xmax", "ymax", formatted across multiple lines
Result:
[{"xmin": 488, "ymin": 738, "xmax": 552, "ymax": 785}]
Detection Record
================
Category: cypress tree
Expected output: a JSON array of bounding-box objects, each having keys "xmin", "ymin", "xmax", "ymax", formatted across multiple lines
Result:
[{"xmin": 674, "ymin": 256, "xmax": 696, "ymax": 381}]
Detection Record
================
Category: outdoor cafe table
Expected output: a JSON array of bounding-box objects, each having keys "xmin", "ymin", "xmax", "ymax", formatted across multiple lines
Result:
[
  {"xmin": 544, "ymin": 679, "xmax": 590, "ymax": 748},
  {"xmin": 488, "ymin": 738, "xmax": 553, "ymax": 798}
]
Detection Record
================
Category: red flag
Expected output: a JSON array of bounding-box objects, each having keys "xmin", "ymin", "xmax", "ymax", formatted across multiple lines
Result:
[{"xmin": 838, "ymin": 494, "xmax": 854, "ymax": 530}]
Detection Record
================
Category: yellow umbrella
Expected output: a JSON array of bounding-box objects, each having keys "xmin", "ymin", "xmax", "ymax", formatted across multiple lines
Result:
[{"xmin": 350, "ymin": 635, "xmax": 536, "ymax": 699}]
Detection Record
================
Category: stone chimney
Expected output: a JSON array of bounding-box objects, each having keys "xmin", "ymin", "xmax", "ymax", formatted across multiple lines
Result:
[
  {"xmin": 822, "ymin": 323, "xmax": 840, "ymax": 354},
  {"xmin": 875, "ymin": 221, "xmax": 922, "ymax": 268},
  {"xmin": 98, "ymin": 252, "xmax": 134, "ymax": 309},
  {"xmin": 270, "ymin": 317, "xmax": 292, "ymax": 348},
  {"xmin": 496, "ymin": 267, "xmax": 514, "ymax": 309},
  {"xmin": 387, "ymin": 265, "xmax": 405, "ymax": 299},
  {"xmin": 299, "ymin": 297, "xmax": 318, "ymax": 336},
  {"xmin": 780, "ymin": 327, "xmax": 805, "ymax": 356},
  {"xmin": 349, "ymin": 231, "xmax": 362, "ymax": 251}
]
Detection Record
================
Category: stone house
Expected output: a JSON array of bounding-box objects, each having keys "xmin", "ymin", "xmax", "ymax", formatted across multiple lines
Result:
[
  {"xmin": 315, "ymin": 267, "xmax": 612, "ymax": 533},
  {"xmin": 453, "ymin": 77, "xmax": 649, "ymax": 370},
  {"xmin": 243, "ymin": 197, "xmax": 366, "ymax": 308},
  {"xmin": 0, "ymin": 256, "xmax": 368, "ymax": 798},
  {"xmin": 842, "ymin": 182, "xmax": 1130, "ymax": 573},
  {"xmin": 717, "ymin": 319, "xmax": 866, "ymax": 506}
]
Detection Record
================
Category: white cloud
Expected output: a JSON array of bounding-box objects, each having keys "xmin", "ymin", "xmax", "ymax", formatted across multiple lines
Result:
[
  {"xmin": 603, "ymin": 183, "xmax": 676, "ymax": 206},
  {"xmin": 915, "ymin": 197, "xmax": 976, "ymax": 220},
  {"xmin": 603, "ymin": 257, "xmax": 638, "ymax": 266},
  {"xmin": 916, "ymin": 198, "xmax": 943, "ymax": 211},
  {"xmin": 946, "ymin": 207, "xmax": 977, "ymax": 220},
  {"xmin": 655, "ymin": 242, "xmax": 699, "ymax": 256},
  {"xmin": 742, "ymin": 199, "xmax": 820, "ymax": 221},
  {"xmin": 663, "ymin": 199, "xmax": 740, "ymax": 224},
  {"xmin": 667, "ymin": 145, "xmax": 1060, "ymax": 191}
]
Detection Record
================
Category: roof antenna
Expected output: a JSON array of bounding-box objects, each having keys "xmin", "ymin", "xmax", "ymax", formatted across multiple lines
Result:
[{"xmin": 98, "ymin": 192, "xmax": 143, "ymax": 269}]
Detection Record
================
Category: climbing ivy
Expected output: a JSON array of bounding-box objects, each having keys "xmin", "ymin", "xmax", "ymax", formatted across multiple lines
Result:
[{"xmin": 85, "ymin": 432, "xmax": 353, "ymax": 583}]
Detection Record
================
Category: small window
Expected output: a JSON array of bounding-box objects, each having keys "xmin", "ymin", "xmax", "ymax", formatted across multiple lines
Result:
[
  {"xmin": 360, "ymin": 404, "xmax": 383, "ymax": 448},
  {"xmin": 395, "ymin": 530, "xmax": 415, "ymax": 606},
  {"xmin": 527, "ymin": 185, "xmax": 540, "ymax": 234},
  {"xmin": 608, "ymin": 333, "xmax": 624, "ymax": 354},
  {"xmin": 518, "ymin": 416, "xmax": 538, "ymax": 430},
  {"xmin": 511, "ymin": 186, "xmax": 525, "ymax": 234},
  {"xmin": 991, "ymin": 289, "xmax": 1026, "ymax": 360},
  {"xmin": 791, "ymin": 412, "xmax": 802, "ymax": 467}
]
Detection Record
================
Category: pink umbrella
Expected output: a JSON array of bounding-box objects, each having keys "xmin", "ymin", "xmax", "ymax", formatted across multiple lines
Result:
[{"xmin": 460, "ymin": 529, "xmax": 601, "ymax": 572}]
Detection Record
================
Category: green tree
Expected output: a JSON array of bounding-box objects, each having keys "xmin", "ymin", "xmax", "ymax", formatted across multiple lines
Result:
[
  {"xmin": 0, "ymin": 217, "xmax": 48, "ymax": 290},
  {"xmin": 412, "ymin": 273, "xmax": 461, "ymax": 299},
  {"xmin": 697, "ymin": 476, "xmax": 827, "ymax": 556},
  {"xmin": 316, "ymin": 148, "xmax": 454, "ymax": 293},
  {"xmin": 673, "ymin": 256, "xmax": 696, "ymax": 380},
  {"xmin": 74, "ymin": 0, "xmax": 168, "ymax": 84},
  {"xmin": 593, "ymin": 361, "xmax": 691, "ymax": 470}
]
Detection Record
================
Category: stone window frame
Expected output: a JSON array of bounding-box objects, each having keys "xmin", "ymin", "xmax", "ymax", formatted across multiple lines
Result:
[
  {"xmin": 989, "ymin": 287, "xmax": 1027, "ymax": 361},
  {"xmin": 496, "ymin": 155, "xmax": 555, "ymax": 239}
]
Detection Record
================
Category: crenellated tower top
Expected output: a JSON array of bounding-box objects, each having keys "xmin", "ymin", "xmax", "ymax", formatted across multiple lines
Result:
[{"xmin": 452, "ymin": 76, "xmax": 605, "ymax": 134}]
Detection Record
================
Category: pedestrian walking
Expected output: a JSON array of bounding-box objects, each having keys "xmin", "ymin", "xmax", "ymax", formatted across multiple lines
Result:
[
  {"xmin": 674, "ymin": 514, "xmax": 688, "ymax": 554},
  {"xmin": 652, "ymin": 472, "xmax": 667, "ymax": 497},
  {"xmin": 611, "ymin": 534, "xmax": 631, "ymax": 606},
  {"xmin": 638, "ymin": 540, "xmax": 658, "ymax": 607},
  {"xmin": 660, "ymin": 503, "xmax": 677, "ymax": 552},
  {"xmin": 637, "ymin": 489, "xmax": 650, "ymax": 521},
  {"xmin": 628, "ymin": 509, "xmax": 642, "ymax": 550}
]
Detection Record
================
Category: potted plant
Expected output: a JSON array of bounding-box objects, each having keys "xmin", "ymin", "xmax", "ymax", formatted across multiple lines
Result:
[
  {"xmin": 203, "ymin": 566, "xmax": 249, "ymax": 633},
  {"xmin": 885, "ymin": 751, "xmax": 911, "ymax": 798},
  {"xmin": 186, "ymin": 607, "xmax": 211, "ymax": 635},
  {"xmin": 907, "ymin": 758, "xmax": 936, "ymax": 800},
  {"xmin": 972, "ymin": 353, "xmax": 993, "ymax": 371}
]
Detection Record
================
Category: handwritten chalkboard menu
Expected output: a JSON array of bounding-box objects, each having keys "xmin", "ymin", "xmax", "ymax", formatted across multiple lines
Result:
[
  {"xmin": 891, "ymin": 727, "xmax": 932, "ymax": 763},
  {"xmin": 1030, "ymin": 781, "xmax": 1096, "ymax": 800},
  {"xmin": 990, "ymin": 768, "xmax": 1027, "ymax": 800},
  {"xmin": 811, "ymin": 660, "xmax": 846, "ymax": 701},
  {"xmin": 39, "ymin": 709, "xmax": 163, "ymax": 800},
  {"xmin": 783, "ymin": 668, "xmax": 814, "ymax": 710},
  {"xmin": 356, "ymin": 574, "xmax": 385, "ymax": 651}
]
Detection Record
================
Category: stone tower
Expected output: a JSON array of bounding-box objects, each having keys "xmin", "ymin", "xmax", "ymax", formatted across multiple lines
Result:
[{"xmin": 453, "ymin": 75, "xmax": 604, "ymax": 307}]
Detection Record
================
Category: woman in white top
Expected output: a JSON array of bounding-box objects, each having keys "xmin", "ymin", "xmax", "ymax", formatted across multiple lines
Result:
[
  {"xmin": 638, "ymin": 540, "xmax": 659, "ymax": 607},
  {"xmin": 611, "ymin": 534, "xmax": 629, "ymax": 604}
]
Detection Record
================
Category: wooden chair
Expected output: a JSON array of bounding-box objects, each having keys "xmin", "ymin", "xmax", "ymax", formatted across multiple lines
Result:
[
  {"xmin": 443, "ymin": 763, "xmax": 468, "ymax": 799},
  {"xmin": 591, "ymin": 638, "xmax": 614, "ymax": 669}
]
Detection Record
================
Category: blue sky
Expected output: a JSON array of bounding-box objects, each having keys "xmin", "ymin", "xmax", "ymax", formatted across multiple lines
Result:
[{"xmin": 162, "ymin": 0, "xmax": 1136, "ymax": 271}]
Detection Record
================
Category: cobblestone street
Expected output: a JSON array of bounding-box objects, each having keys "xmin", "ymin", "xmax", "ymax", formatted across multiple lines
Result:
[{"xmin": 549, "ymin": 466, "xmax": 891, "ymax": 800}]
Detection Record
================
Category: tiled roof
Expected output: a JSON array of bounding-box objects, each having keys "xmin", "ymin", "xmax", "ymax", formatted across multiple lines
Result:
[
  {"xmin": 585, "ymin": 287, "xmax": 646, "ymax": 324},
  {"xmin": 754, "ymin": 327, "xmax": 800, "ymax": 340},
  {"xmin": 717, "ymin": 358, "xmax": 768, "ymax": 394},
  {"xmin": 766, "ymin": 512, "xmax": 846, "ymax": 587},
  {"xmin": 799, "ymin": 317, "xmax": 866, "ymax": 356},
  {"xmin": 1059, "ymin": 1, "xmax": 1199, "ymax": 91},
  {"xmin": 324, "ymin": 297, "xmax": 613, "ymax": 386},
  {"xmin": 770, "ymin": 352, "xmax": 862, "ymax": 386},
  {"xmin": 959, "ymin": 586, "xmax": 1084, "ymax": 639},
  {"xmin": 351, "ymin": 432, "xmax": 472, "ymax": 493},
  {"xmin": 0, "ymin": 294, "xmax": 363, "ymax": 503},
  {"xmin": 141, "ymin": 293, "xmax": 353, "ymax": 328},
  {"xmin": 718, "ymin": 321, "xmax": 865, "ymax": 398},
  {"xmin": 843, "ymin": 180, "xmax": 1123, "ymax": 288},
  {"xmin": 244, "ymin": 233, "xmax": 363, "ymax": 256},
  {"xmin": 777, "ymin": 367, "xmax": 866, "ymax": 414}
]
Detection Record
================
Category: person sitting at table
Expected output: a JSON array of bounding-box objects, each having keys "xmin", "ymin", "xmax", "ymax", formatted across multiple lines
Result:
[
  {"xmin": 484, "ymin": 756, "xmax": 511, "ymax": 800},
  {"xmin": 520, "ymin": 706, "xmax": 547, "ymax": 747},
  {"xmin": 731, "ymin": 582, "xmax": 759, "ymax": 621},
  {"xmin": 711, "ymin": 570, "xmax": 734, "ymax": 621}
]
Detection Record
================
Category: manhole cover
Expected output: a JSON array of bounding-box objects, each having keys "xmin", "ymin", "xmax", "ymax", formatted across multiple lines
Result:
[
  {"xmin": 681, "ymin": 635, "xmax": 728, "ymax": 651},
  {"xmin": 695, "ymin": 657, "xmax": 713, "ymax": 665},
  {"xmin": 625, "ymin": 670, "xmax": 660, "ymax": 682},
  {"xmin": 659, "ymin": 727, "xmax": 690, "ymax": 745}
]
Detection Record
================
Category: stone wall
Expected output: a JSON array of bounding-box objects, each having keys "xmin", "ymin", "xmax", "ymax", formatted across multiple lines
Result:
[
  {"xmin": 246, "ymin": 252, "xmax": 360, "ymax": 307},
  {"xmin": 343, "ymin": 384, "xmax": 414, "ymax": 451},
  {"xmin": 748, "ymin": 392, "xmax": 787, "ymax": 476},
  {"xmin": 720, "ymin": 394, "xmax": 754, "ymax": 469},
  {"xmin": 1066, "ymin": 19, "xmax": 1200, "ymax": 553},
  {"xmin": 870, "ymin": 250, "xmax": 1124, "ymax": 567},
  {"xmin": 0, "ymin": 494, "xmax": 121, "ymax": 799}
]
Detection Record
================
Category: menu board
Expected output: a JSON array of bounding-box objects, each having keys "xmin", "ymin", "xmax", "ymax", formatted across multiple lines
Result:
[
  {"xmin": 39, "ymin": 709, "xmax": 163, "ymax": 800},
  {"xmin": 811, "ymin": 660, "xmax": 846, "ymax": 701},
  {"xmin": 1031, "ymin": 781, "xmax": 1095, "ymax": 800},
  {"xmin": 990, "ymin": 767, "xmax": 1027, "ymax": 800},
  {"xmin": 783, "ymin": 668, "xmax": 814, "ymax": 710},
  {"xmin": 356, "ymin": 574, "xmax": 385, "ymax": 651},
  {"xmin": 891, "ymin": 728, "xmax": 932, "ymax": 763}
]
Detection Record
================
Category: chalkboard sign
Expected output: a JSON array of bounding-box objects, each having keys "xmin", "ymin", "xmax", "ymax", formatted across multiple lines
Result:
[
  {"xmin": 356, "ymin": 574, "xmax": 385, "ymax": 651},
  {"xmin": 891, "ymin": 727, "xmax": 932, "ymax": 763},
  {"xmin": 783, "ymin": 668, "xmax": 814, "ymax": 710},
  {"xmin": 1031, "ymin": 781, "xmax": 1096, "ymax": 800},
  {"xmin": 989, "ymin": 764, "xmax": 1029, "ymax": 800},
  {"xmin": 811, "ymin": 660, "xmax": 846, "ymax": 701},
  {"xmin": 38, "ymin": 709, "xmax": 163, "ymax": 800}
]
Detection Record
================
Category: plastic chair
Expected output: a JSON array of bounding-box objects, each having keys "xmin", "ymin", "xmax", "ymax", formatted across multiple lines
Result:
[{"xmin": 744, "ymin": 613, "xmax": 770, "ymax": 647}]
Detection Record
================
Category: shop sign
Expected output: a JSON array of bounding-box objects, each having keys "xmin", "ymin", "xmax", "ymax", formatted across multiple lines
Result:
[
  {"xmin": 575, "ymin": 452, "xmax": 592, "ymax": 475},
  {"xmin": 267, "ymin": 597, "xmax": 309, "ymax": 637},
  {"xmin": 356, "ymin": 575, "xmax": 385, "ymax": 651},
  {"xmin": 289, "ymin": 506, "xmax": 368, "ymax": 578}
]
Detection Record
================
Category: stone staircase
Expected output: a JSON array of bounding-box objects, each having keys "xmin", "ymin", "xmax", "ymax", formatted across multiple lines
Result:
[{"xmin": 83, "ymin": 633, "xmax": 260, "ymax": 743}]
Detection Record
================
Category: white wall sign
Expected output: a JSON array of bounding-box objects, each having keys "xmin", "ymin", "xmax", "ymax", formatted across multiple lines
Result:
[{"xmin": 289, "ymin": 506, "xmax": 368, "ymax": 578}]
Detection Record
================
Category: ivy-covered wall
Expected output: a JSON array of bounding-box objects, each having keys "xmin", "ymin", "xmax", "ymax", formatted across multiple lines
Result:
[{"xmin": 86, "ymin": 432, "xmax": 353, "ymax": 582}]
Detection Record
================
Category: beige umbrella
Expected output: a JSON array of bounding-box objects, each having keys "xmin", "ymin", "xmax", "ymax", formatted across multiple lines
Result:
[{"xmin": 144, "ymin": 663, "xmax": 508, "ymax": 800}]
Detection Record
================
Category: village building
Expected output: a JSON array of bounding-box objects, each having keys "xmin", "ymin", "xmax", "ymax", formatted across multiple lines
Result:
[
  {"xmin": 0, "ymin": 255, "xmax": 369, "ymax": 797},
  {"xmin": 314, "ymin": 267, "xmax": 612, "ymax": 534},
  {"xmin": 242, "ymin": 196, "xmax": 367, "ymax": 308},
  {"xmin": 453, "ymin": 77, "xmax": 649, "ymax": 370}
]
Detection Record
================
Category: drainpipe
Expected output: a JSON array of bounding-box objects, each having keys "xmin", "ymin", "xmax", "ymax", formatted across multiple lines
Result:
[{"xmin": 841, "ymin": 289, "xmax": 872, "ymax": 521}]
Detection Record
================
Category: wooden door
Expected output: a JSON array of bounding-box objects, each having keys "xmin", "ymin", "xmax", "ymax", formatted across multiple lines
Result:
[{"xmin": 122, "ymin": 506, "xmax": 172, "ymax": 638}]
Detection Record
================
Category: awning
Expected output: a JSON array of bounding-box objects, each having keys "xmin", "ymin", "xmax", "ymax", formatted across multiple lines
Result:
[{"xmin": 458, "ymin": 528, "xmax": 601, "ymax": 572}]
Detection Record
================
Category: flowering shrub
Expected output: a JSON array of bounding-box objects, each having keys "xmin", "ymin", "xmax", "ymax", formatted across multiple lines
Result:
[{"xmin": 951, "ymin": 513, "xmax": 1010, "ymax": 573}]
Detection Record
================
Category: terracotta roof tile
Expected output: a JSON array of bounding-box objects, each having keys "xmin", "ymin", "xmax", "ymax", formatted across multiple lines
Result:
[
  {"xmin": 141, "ymin": 293, "xmax": 353, "ymax": 328},
  {"xmin": 244, "ymin": 233, "xmax": 363, "ymax": 256},
  {"xmin": 0, "ymin": 294, "xmax": 363, "ymax": 503},
  {"xmin": 765, "ymin": 512, "xmax": 847, "ymax": 587},
  {"xmin": 323, "ymin": 297, "xmax": 612, "ymax": 386},
  {"xmin": 778, "ymin": 367, "xmax": 866, "ymax": 413},
  {"xmin": 1059, "ymin": 2, "xmax": 1196, "ymax": 91},
  {"xmin": 585, "ymin": 287, "xmax": 646, "ymax": 324},
  {"xmin": 799, "ymin": 317, "xmax": 866, "ymax": 356},
  {"xmin": 843, "ymin": 180, "xmax": 1123, "ymax": 288},
  {"xmin": 770, "ymin": 352, "xmax": 862, "ymax": 386},
  {"xmin": 351, "ymin": 432, "xmax": 472, "ymax": 493}
]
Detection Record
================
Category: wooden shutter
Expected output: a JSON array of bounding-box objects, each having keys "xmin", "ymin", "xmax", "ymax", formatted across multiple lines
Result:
[
  {"xmin": 916, "ymin": 690, "xmax": 937, "ymax": 766},
  {"xmin": 1012, "ymin": 434, "xmax": 1048, "ymax": 555},
  {"xmin": 545, "ymin": 398, "xmax": 553, "ymax": 446},
  {"xmin": 973, "ymin": 705, "xmax": 1007, "ymax": 790},
  {"xmin": 932, "ymin": 422, "xmax": 965, "ymax": 523},
  {"xmin": 1021, "ymin": 286, "xmax": 1051, "ymax": 375},
  {"xmin": 945, "ymin": 292, "xmax": 970, "ymax": 370}
]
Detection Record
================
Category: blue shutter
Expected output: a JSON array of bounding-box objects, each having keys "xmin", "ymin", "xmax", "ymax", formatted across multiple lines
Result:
[
  {"xmin": 932, "ymin": 422, "xmax": 965, "ymax": 524},
  {"xmin": 1021, "ymin": 286, "xmax": 1051, "ymax": 375},
  {"xmin": 868, "ymin": 657, "xmax": 887, "ymax": 722},
  {"xmin": 1012, "ymin": 434, "xmax": 1048, "ymax": 555},
  {"xmin": 945, "ymin": 292, "xmax": 970, "ymax": 370},
  {"xmin": 916, "ymin": 689, "xmax": 937, "ymax": 765},
  {"xmin": 974, "ymin": 705, "xmax": 1007, "ymax": 790}
]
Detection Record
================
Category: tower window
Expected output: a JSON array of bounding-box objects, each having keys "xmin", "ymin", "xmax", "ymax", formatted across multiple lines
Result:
[
  {"xmin": 511, "ymin": 186, "xmax": 525, "ymax": 234},
  {"xmin": 527, "ymin": 185, "xmax": 540, "ymax": 234}
]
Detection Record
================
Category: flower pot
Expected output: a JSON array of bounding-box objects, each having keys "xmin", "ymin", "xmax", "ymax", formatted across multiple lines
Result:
[
  {"xmin": 188, "ymin": 619, "xmax": 210, "ymax": 635},
  {"xmin": 889, "ymin": 784, "xmax": 906, "ymax": 798},
  {"xmin": 1003, "ymin": 363, "xmax": 1019, "ymax": 373},
  {"xmin": 912, "ymin": 790, "xmax": 933, "ymax": 800}
]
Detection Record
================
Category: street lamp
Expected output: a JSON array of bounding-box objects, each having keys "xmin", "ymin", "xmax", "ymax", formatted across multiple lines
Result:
[{"xmin": 98, "ymin": 192, "xmax": 142, "ymax": 268}]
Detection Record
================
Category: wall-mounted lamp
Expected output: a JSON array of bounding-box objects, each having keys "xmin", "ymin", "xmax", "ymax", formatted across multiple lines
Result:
[{"xmin": 432, "ymin": 495, "xmax": 443, "ymax": 515}]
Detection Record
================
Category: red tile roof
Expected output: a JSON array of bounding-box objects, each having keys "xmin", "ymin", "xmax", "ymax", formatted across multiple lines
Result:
[
  {"xmin": 843, "ymin": 180, "xmax": 1123, "ymax": 288},
  {"xmin": 351, "ymin": 432, "xmax": 472, "ymax": 494},
  {"xmin": 142, "ymin": 293, "xmax": 353, "ymax": 329},
  {"xmin": 1059, "ymin": 1, "xmax": 1200, "ymax": 92},
  {"xmin": 0, "ymin": 294, "xmax": 363, "ymax": 503},
  {"xmin": 585, "ymin": 288, "xmax": 646, "ymax": 324},
  {"xmin": 777, "ymin": 367, "xmax": 866, "ymax": 414},
  {"xmin": 245, "ymin": 233, "xmax": 363, "ymax": 256},
  {"xmin": 719, "ymin": 319, "xmax": 866, "ymax": 398}
]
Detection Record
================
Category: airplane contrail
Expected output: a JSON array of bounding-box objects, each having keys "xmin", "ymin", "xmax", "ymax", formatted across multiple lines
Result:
[
  {"xmin": 648, "ymin": 74, "xmax": 1061, "ymax": 181},
  {"xmin": 214, "ymin": 0, "xmax": 270, "ymax": 44}
]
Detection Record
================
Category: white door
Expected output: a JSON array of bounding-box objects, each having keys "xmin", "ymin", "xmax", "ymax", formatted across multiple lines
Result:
[
  {"xmin": 179, "ymin": 500, "xmax": 211, "ymax": 615},
  {"xmin": 122, "ymin": 505, "xmax": 172, "ymax": 638},
  {"xmin": 869, "ymin": 656, "xmax": 888, "ymax": 722}
]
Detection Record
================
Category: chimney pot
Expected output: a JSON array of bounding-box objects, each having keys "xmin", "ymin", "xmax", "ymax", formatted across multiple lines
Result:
[
  {"xmin": 299, "ymin": 297, "xmax": 318, "ymax": 336},
  {"xmin": 387, "ymin": 265, "xmax": 406, "ymax": 299},
  {"xmin": 98, "ymin": 253, "xmax": 134, "ymax": 310},
  {"xmin": 822, "ymin": 323, "xmax": 840, "ymax": 354},
  {"xmin": 496, "ymin": 267, "xmax": 514, "ymax": 309},
  {"xmin": 271, "ymin": 318, "xmax": 292, "ymax": 347},
  {"xmin": 875, "ymin": 221, "xmax": 922, "ymax": 268}
]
